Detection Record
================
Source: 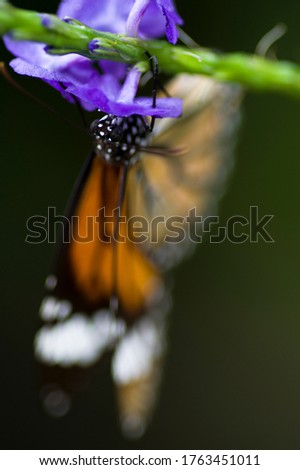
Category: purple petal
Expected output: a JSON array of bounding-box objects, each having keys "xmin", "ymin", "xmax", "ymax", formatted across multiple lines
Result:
[
  {"xmin": 67, "ymin": 81, "xmax": 182, "ymax": 117},
  {"xmin": 126, "ymin": 0, "xmax": 151, "ymax": 37},
  {"xmin": 4, "ymin": 35, "xmax": 94, "ymax": 80},
  {"xmin": 127, "ymin": 0, "xmax": 183, "ymax": 43},
  {"xmin": 58, "ymin": 0, "xmax": 134, "ymax": 34},
  {"xmin": 9, "ymin": 58, "xmax": 71, "ymax": 82},
  {"xmin": 138, "ymin": 1, "xmax": 169, "ymax": 38},
  {"xmin": 108, "ymin": 97, "xmax": 182, "ymax": 117},
  {"xmin": 4, "ymin": 36, "xmax": 51, "ymax": 66},
  {"xmin": 118, "ymin": 67, "xmax": 141, "ymax": 102},
  {"xmin": 100, "ymin": 61, "xmax": 127, "ymax": 80},
  {"xmin": 67, "ymin": 74, "xmax": 122, "ymax": 104},
  {"xmin": 156, "ymin": 0, "xmax": 183, "ymax": 44}
]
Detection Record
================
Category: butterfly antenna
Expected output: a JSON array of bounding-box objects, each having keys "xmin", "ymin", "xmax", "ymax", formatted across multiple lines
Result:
[
  {"xmin": 0, "ymin": 62, "xmax": 86, "ymax": 133},
  {"xmin": 177, "ymin": 26, "xmax": 200, "ymax": 48},
  {"xmin": 255, "ymin": 23, "xmax": 287, "ymax": 58}
]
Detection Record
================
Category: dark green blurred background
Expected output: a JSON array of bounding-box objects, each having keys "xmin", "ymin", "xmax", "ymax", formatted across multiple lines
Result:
[{"xmin": 1, "ymin": 0, "xmax": 300, "ymax": 449}]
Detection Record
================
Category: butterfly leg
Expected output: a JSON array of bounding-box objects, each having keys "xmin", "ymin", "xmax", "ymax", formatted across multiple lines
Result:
[{"xmin": 144, "ymin": 52, "xmax": 159, "ymax": 132}]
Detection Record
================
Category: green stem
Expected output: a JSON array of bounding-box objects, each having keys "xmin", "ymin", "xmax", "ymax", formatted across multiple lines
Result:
[{"xmin": 1, "ymin": 2, "xmax": 300, "ymax": 99}]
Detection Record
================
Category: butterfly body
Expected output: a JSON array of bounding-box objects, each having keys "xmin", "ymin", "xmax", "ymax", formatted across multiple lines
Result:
[{"xmin": 91, "ymin": 114, "xmax": 149, "ymax": 166}]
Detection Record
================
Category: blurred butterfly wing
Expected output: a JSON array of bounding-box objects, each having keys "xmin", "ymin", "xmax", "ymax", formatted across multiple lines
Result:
[
  {"xmin": 34, "ymin": 153, "xmax": 165, "ymax": 417},
  {"xmin": 111, "ymin": 306, "xmax": 169, "ymax": 438},
  {"xmin": 128, "ymin": 74, "xmax": 242, "ymax": 267}
]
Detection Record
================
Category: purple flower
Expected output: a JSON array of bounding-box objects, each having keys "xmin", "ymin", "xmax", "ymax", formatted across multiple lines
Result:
[{"xmin": 4, "ymin": 0, "xmax": 183, "ymax": 116}]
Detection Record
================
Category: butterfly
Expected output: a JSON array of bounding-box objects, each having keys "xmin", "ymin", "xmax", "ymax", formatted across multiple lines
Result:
[{"xmin": 34, "ymin": 73, "xmax": 241, "ymax": 438}]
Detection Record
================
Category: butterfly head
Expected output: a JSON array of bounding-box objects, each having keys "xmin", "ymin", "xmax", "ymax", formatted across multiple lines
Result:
[{"xmin": 91, "ymin": 114, "xmax": 149, "ymax": 165}]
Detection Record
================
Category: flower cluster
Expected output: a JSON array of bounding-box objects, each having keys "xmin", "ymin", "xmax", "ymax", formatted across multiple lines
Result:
[{"xmin": 4, "ymin": 0, "xmax": 183, "ymax": 117}]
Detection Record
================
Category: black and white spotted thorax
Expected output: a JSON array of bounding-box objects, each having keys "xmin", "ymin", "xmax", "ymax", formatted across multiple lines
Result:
[{"xmin": 90, "ymin": 114, "xmax": 149, "ymax": 165}]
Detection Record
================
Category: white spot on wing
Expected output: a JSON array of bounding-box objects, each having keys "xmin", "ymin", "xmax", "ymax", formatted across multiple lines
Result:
[
  {"xmin": 39, "ymin": 296, "xmax": 72, "ymax": 321},
  {"xmin": 112, "ymin": 318, "xmax": 163, "ymax": 385},
  {"xmin": 35, "ymin": 311, "xmax": 125, "ymax": 367}
]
